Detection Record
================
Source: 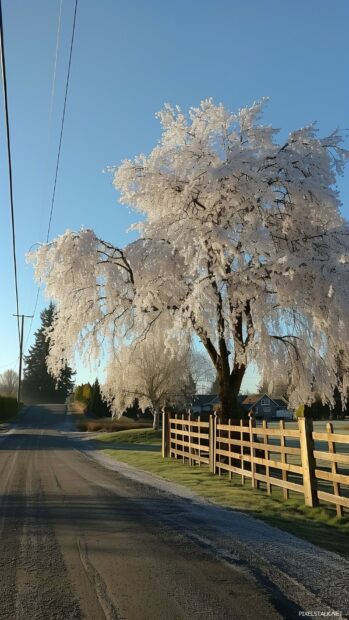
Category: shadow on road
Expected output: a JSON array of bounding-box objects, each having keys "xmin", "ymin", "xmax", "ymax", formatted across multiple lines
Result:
[{"xmin": 1, "ymin": 404, "xmax": 161, "ymax": 453}]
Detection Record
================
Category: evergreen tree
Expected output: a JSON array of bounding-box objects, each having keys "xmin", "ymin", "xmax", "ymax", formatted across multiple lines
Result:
[
  {"xmin": 124, "ymin": 398, "xmax": 142, "ymax": 420},
  {"xmin": 74, "ymin": 384, "xmax": 84, "ymax": 402},
  {"xmin": 90, "ymin": 379, "xmax": 111, "ymax": 418},
  {"xmin": 23, "ymin": 303, "xmax": 74, "ymax": 403}
]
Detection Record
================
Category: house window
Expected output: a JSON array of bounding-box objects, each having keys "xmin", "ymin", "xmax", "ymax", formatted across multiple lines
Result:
[
  {"xmin": 261, "ymin": 398, "xmax": 269, "ymax": 405},
  {"xmin": 263, "ymin": 406, "xmax": 271, "ymax": 413}
]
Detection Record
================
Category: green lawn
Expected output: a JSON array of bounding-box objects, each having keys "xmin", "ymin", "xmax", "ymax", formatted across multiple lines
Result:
[
  {"xmin": 95, "ymin": 428, "xmax": 349, "ymax": 558},
  {"xmin": 96, "ymin": 428, "xmax": 162, "ymax": 445}
]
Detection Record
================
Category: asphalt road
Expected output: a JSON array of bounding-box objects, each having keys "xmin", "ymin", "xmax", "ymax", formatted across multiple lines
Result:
[{"xmin": 0, "ymin": 405, "xmax": 343, "ymax": 619}]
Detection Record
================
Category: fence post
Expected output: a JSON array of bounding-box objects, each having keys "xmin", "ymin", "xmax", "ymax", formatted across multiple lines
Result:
[
  {"xmin": 162, "ymin": 408, "xmax": 170, "ymax": 458},
  {"xmin": 279, "ymin": 420, "xmax": 289, "ymax": 500},
  {"xmin": 182, "ymin": 413, "xmax": 185, "ymax": 463},
  {"xmin": 240, "ymin": 419, "xmax": 245, "ymax": 485},
  {"xmin": 228, "ymin": 419, "xmax": 232, "ymax": 481},
  {"xmin": 298, "ymin": 417, "xmax": 318, "ymax": 507},
  {"xmin": 326, "ymin": 422, "xmax": 344, "ymax": 518},
  {"xmin": 249, "ymin": 419, "xmax": 256, "ymax": 489},
  {"xmin": 198, "ymin": 416, "xmax": 201, "ymax": 468},
  {"xmin": 174, "ymin": 414, "xmax": 178, "ymax": 459},
  {"xmin": 188, "ymin": 413, "xmax": 192, "ymax": 466},
  {"xmin": 263, "ymin": 420, "xmax": 271, "ymax": 495},
  {"xmin": 209, "ymin": 414, "xmax": 216, "ymax": 474}
]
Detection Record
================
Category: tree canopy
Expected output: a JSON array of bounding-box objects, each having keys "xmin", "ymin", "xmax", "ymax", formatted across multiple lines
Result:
[
  {"xmin": 30, "ymin": 99, "xmax": 349, "ymax": 419},
  {"xmin": 102, "ymin": 325, "xmax": 195, "ymax": 428}
]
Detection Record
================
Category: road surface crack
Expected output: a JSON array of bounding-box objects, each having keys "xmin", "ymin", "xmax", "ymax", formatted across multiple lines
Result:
[{"xmin": 76, "ymin": 537, "xmax": 122, "ymax": 620}]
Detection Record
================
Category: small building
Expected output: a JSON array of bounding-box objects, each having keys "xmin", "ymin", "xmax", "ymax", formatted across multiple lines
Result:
[
  {"xmin": 188, "ymin": 394, "xmax": 220, "ymax": 416},
  {"xmin": 186, "ymin": 392, "xmax": 291, "ymax": 420},
  {"xmin": 240, "ymin": 393, "xmax": 290, "ymax": 420}
]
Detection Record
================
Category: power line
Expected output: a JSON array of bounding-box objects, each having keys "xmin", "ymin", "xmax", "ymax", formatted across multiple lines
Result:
[
  {"xmin": 46, "ymin": 0, "xmax": 78, "ymax": 243},
  {"xmin": 24, "ymin": 0, "xmax": 78, "ymax": 352},
  {"xmin": 13, "ymin": 314, "xmax": 33, "ymax": 404},
  {"xmin": 24, "ymin": 288, "xmax": 40, "ymax": 353},
  {"xmin": 36, "ymin": 0, "xmax": 63, "ymax": 244},
  {"xmin": 0, "ymin": 355, "xmax": 19, "ymax": 373},
  {"xmin": 24, "ymin": 0, "xmax": 63, "ymax": 352},
  {"xmin": 0, "ymin": 0, "xmax": 20, "ymax": 342}
]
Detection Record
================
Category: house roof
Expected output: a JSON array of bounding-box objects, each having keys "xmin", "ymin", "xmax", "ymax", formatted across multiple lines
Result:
[
  {"xmin": 242, "ymin": 394, "xmax": 266, "ymax": 405},
  {"xmin": 188, "ymin": 393, "xmax": 289, "ymax": 409},
  {"xmin": 190, "ymin": 394, "xmax": 219, "ymax": 407},
  {"xmin": 273, "ymin": 397, "xmax": 288, "ymax": 408},
  {"xmin": 241, "ymin": 393, "xmax": 289, "ymax": 407}
]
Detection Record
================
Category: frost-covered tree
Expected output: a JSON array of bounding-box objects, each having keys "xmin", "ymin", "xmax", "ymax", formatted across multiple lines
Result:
[
  {"xmin": 103, "ymin": 328, "xmax": 194, "ymax": 429},
  {"xmin": 29, "ymin": 99, "xmax": 349, "ymax": 420},
  {"xmin": 0, "ymin": 369, "xmax": 18, "ymax": 398},
  {"xmin": 190, "ymin": 350, "xmax": 216, "ymax": 394}
]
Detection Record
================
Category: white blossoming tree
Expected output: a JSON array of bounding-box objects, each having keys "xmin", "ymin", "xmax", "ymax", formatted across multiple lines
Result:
[
  {"xmin": 103, "ymin": 327, "xmax": 194, "ymax": 429},
  {"xmin": 30, "ymin": 99, "xmax": 349, "ymax": 420}
]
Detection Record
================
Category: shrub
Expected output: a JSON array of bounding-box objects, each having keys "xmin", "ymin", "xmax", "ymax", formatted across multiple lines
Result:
[
  {"xmin": 0, "ymin": 395, "xmax": 19, "ymax": 421},
  {"xmin": 70, "ymin": 400, "xmax": 88, "ymax": 414}
]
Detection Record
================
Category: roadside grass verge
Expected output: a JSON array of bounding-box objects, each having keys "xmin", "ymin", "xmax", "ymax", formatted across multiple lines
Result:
[
  {"xmin": 96, "ymin": 428, "xmax": 162, "ymax": 445},
  {"xmin": 95, "ymin": 428, "xmax": 349, "ymax": 558},
  {"xmin": 74, "ymin": 415, "xmax": 153, "ymax": 433}
]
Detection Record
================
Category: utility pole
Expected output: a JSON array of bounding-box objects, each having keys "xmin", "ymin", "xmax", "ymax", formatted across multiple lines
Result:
[{"xmin": 13, "ymin": 314, "xmax": 33, "ymax": 405}]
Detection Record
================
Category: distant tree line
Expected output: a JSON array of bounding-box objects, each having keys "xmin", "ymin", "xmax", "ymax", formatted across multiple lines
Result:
[
  {"xmin": 303, "ymin": 389, "xmax": 347, "ymax": 420},
  {"xmin": 73, "ymin": 381, "xmax": 156, "ymax": 421},
  {"xmin": 74, "ymin": 380, "xmax": 112, "ymax": 418}
]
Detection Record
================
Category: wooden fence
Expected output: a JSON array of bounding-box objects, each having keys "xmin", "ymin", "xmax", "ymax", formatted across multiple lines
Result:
[
  {"xmin": 312, "ymin": 422, "xmax": 349, "ymax": 517},
  {"xmin": 162, "ymin": 413, "xmax": 349, "ymax": 514},
  {"xmin": 163, "ymin": 414, "xmax": 210, "ymax": 466}
]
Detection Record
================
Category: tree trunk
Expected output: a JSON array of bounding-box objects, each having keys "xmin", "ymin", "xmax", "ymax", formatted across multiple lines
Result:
[
  {"xmin": 198, "ymin": 329, "xmax": 247, "ymax": 422},
  {"xmin": 218, "ymin": 367, "xmax": 246, "ymax": 422},
  {"xmin": 153, "ymin": 409, "xmax": 160, "ymax": 430}
]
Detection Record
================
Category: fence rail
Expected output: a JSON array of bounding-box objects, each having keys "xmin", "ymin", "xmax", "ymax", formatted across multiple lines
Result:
[
  {"xmin": 164, "ymin": 415, "xmax": 210, "ymax": 466},
  {"xmin": 312, "ymin": 422, "xmax": 349, "ymax": 517},
  {"xmin": 162, "ymin": 413, "xmax": 349, "ymax": 515}
]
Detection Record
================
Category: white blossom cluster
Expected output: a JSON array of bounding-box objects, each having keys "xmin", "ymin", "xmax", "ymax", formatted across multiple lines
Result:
[
  {"xmin": 103, "ymin": 325, "xmax": 193, "ymax": 418},
  {"xmin": 29, "ymin": 99, "xmax": 349, "ymax": 410}
]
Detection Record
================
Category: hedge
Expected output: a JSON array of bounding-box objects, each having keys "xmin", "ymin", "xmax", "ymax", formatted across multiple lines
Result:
[{"xmin": 0, "ymin": 395, "xmax": 19, "ymax": 421}]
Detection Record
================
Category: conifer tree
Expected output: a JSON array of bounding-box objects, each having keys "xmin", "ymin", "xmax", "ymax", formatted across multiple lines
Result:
[
  {"xmin": 124, "ymin": 398, "xmax": 142, "ymax": 420},
  {"xmin": 23, "ymin": 303, "xmax": 74, "ymax": 403},
  {"xmin": 90, "ymin": 379, "xmax": 111, "ymax": 418}
]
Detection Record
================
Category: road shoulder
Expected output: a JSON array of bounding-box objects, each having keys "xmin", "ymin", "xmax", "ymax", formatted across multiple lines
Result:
[{"xmin": 72, "ymin": 435, "xmax": 349, "ymax": 619}]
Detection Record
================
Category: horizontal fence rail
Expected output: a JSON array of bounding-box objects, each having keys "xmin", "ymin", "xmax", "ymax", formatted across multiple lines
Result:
[
  {"xmin": 164, "ymin": 415, "xmax": 210, "ymax": 467},
  {"xmin": 162, "ymin": 412, "xmax": 349, "ymax": 515},
  {"xmin": 312, "ymin": 422, "xmax": 349, "ymax": 517},
  {"xmin": 215, "ymin": 419, "xmax": 305, "ymax": 500}
]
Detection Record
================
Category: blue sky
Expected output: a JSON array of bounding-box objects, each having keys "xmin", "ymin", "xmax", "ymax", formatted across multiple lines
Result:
[{"xmin": 0, "ymin": 0, "xmax": 348, "ymax": 391}]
